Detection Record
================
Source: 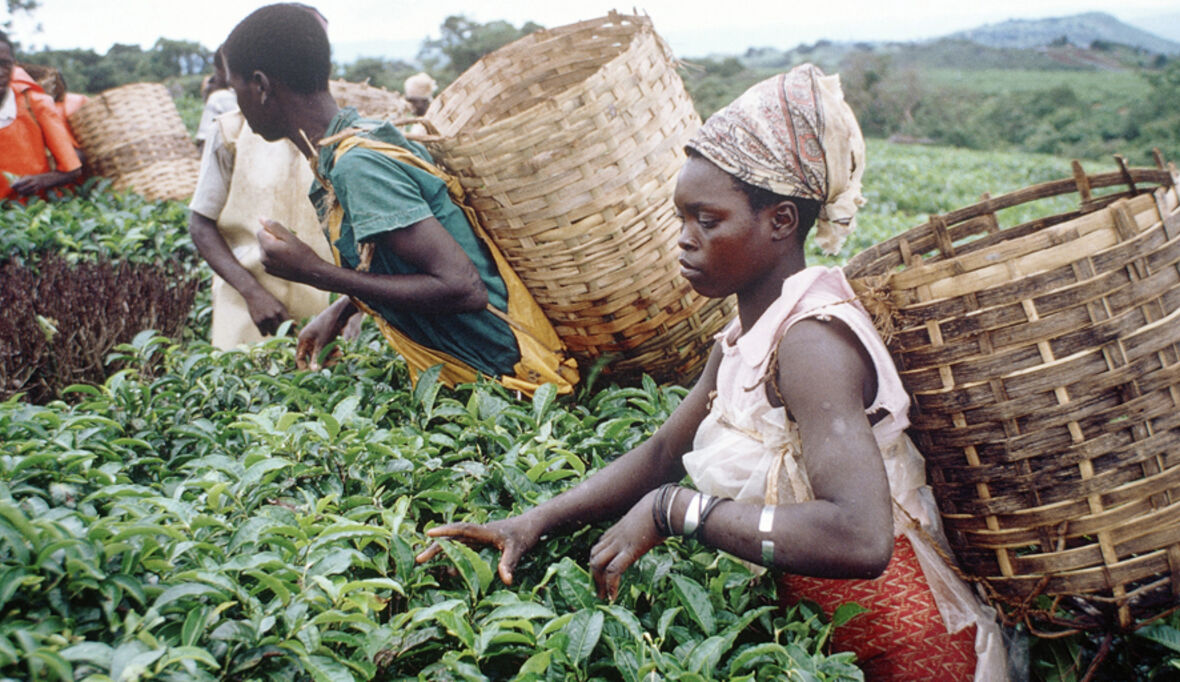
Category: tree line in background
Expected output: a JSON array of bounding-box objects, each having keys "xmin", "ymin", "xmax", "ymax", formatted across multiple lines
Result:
[
  {"xmin": 682, "ymin": 39, "xmax": 1180, "ymax": 165},
  {"xmin": 7, "ymin": 8, "xmax": 1180, "ymax": 165},
  {"xmin": 7, "ymin": 14, "xmax": 542, "ymax": 100}
]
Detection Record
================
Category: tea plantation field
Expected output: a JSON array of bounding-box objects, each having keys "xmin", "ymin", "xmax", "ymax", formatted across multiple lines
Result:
[{"xmin": 1, "ymin": 142, "xmax": 1178, "ymax": 680}]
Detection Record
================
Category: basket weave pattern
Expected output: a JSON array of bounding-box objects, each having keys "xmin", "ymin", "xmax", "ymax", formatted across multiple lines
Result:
[
  {"xmin": 426, "ymin": 13, "xmax": 733, "ymax": 383},
  {"xmin": 69, "ymin": 83, "xmax": 199, "ymax": 201},
  {"xmin": 845, "ymin": 159, "xmax": 1180, "ymax": 630},
  {"xmin": 329, "ymin": 80, "xmax": 411, "ymax": 121}
]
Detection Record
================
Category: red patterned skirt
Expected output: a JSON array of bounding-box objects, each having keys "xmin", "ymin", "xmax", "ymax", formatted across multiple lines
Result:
[{"xmin": 779, "ymin": 535, "xmax": 976, "ymax": 680}]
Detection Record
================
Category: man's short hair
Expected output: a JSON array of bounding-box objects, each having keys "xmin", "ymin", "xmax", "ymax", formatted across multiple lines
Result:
[
  {"xmin": 224, "ymin": 3, "xmax": 330, "ymax": 94},
  {"xmin": 0, "ymin": 30, "xmax": 13, "ymax": 51}
]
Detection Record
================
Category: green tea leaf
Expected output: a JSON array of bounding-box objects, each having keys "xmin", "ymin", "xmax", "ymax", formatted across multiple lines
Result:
[
  {"xmin": 602, "ymin": 604, "xmax": 645, "ymax": 642},
  {"xmin": 657, "ymin": 606, "xmax": 681, "ymax": 641},
  {"xmin": 437, "ymin": 540, "xmax": 492, "ymax": 601},
  {"xmin": 59, "ymin": 641, "xmax": 113, "ymax": 666},
  {"xmin": 156, "ymin": 645, "xmax": 219, "ymax": 673},
  {"xmin": 181, "ymin": 607, "xmax": 207, "ymax": 648},
  {"xmin": 831, "ymin": 601, "xmax": 868, "ymax": 629},
  {"xmin": 304, "ymin": 653, "xmax": 357, "ymax": 682},
  {"xmin": 435, "ymin": 608, "xmax": 476, "ymax": 651},
  {"xmin": 485, "ymin": 602, "xmax": 555, "ymax": 622},
  {"xmin": 518, "ymin": 649, "xmax": 551, "ymax": 676},
  {"xmin": 153, "ymin": 583, "xmax": 227, "ymax": 611},
  {"xmin": 1138, "ymin": 623, "xmax": 1180, "ymax": 653},
  {"xmin": 727, "ymin": 642, "xmax": 789, "ymax": 675},
  {"xmin": 531, "ymin": 382, "xmax": 557, "ymax": 422},
  {"xmin": 563, "ymin": 608, "xmax": 604, "ymax": 666},
  {"xmin": 670, "ymin": 574, "xmax": 715, "ymax": 635},
  {"xmin": 28, "ymin": 649, "xmax": 73, "ymax": 681},
  {"xmin": 684, "ymin": 634, "xmax": 729, "ymax": 675}
]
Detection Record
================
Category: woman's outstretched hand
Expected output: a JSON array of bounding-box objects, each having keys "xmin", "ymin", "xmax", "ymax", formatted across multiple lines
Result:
[
  {"xmin": 416, "ymin": 515, "xmax": 544, "ymax": 586},
  {"xmin": 589, "ymin": 490, "xmax": 665, "ymax": 601}
]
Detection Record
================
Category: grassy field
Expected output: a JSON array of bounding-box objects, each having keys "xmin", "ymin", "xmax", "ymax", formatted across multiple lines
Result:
[{"xmin": 922, "ymin": 67, "xmax": 1153, "ymax": 99}]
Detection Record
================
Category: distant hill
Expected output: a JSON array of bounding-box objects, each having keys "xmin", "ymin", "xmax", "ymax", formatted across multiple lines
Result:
[{"xmin": 948, "ymin": 11, "xmax": 1180, "ymax": 55}]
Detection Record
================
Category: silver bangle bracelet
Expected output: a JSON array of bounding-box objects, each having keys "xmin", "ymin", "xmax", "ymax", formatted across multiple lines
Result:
[
  {"xmin": 665, "ymin": 486, "xmax": 680, "ymax": 534},
  {"xmin": 758, "ymin": 505, "xmax": 775, "ymax": 533},
  {"xmin": 761, "ymin": 539, "xmax": 775, "ymax": 566},
  {"xmin": 682, "ymin": 492, "xmax": 703, "ymax": 537},
  {"xmin": 759, "ymin": 505, "xmax": 776, "ymax": 566}
]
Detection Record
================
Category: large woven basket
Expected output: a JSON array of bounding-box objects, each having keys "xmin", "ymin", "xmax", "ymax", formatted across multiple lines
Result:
[
  {"xmin": 844, "ymin": 155, "xmax": 1180, "ymax": 631},
  {"xmin": 424, "ymin": 12, "xmax": 733, "ymax": 384},
  {"xmin": 329, "ymin": 79, "xmax": 411, "ymax": 121},
  {"xmin": 69, "ymin": 83, "xmax": 199, "ymax": 201}
]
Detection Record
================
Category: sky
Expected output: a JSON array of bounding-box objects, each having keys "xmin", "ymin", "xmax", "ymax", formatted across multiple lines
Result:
[{"xmin": 5, "ymin": 0, "xmax": 1179, "ymax": 62}]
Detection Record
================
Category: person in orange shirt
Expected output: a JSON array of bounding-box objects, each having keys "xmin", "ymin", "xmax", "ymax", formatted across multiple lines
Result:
[{"xmin": 0, "ymin": 30, "xmax": 83, "ymax": 201}]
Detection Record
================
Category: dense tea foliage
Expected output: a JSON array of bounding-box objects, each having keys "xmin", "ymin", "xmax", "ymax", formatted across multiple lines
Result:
[{"xmin": 2, "ymin": 144, "xmax": 1179, "ymax": 680}]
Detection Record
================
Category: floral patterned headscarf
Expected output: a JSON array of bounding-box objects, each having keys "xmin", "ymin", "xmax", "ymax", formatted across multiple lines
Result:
[{"xmin": 686, "ymin": 64, "xmax": 866, "ymax": 255}]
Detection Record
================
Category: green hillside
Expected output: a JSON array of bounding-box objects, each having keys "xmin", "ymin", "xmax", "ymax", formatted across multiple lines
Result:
[
  {"xmin": 680, "ymin": 44, "xmax": 1179, "ymax": 165},
  {"xmin": 949, "ymin": 11, "xmax": 1180, "ymax": 55}
]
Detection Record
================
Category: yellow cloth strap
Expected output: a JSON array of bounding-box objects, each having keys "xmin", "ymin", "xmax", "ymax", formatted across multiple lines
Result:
[{"xmin": 321, "ymin": 132, "xmax": 579, "ymax": 396}]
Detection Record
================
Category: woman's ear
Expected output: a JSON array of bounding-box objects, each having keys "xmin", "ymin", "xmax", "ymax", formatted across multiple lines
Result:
[{"xmin": 770, "ymin": 200, "xmax": 799, "ymax": 241}]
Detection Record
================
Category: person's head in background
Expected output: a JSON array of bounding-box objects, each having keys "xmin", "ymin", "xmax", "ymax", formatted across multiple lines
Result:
[
  {"xmin": 0, "ymin": 31, "xmax": 15, "ymax": 95},
  {"xmin": 404, "ymin": 72, "xmax": 436, "ymax": 117},
  {"xmin": 201, "ymin": 45, "xmax": 229, "ymax": 100},
  {"xmin": 222, "ymin": 3, "xmax": 333, "ymax": 144}
]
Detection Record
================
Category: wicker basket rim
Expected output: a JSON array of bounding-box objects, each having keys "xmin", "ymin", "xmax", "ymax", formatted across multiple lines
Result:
[
  {"xmin": 845, "ymin": 165, "xmax": 1177, "ymax": 280},
  {"xmin": 434, "ymin": 12, "xmax": 665, "ymax": 140}
]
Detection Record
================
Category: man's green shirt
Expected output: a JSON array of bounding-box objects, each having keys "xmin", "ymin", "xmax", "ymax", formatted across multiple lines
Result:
[{"xmin": 310, "ymin": 107, "xmax": 520, "ymax": 377}]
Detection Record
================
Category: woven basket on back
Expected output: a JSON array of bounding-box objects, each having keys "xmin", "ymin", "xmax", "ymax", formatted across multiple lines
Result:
[
  {"xmin": 69, "ymin": 83, "xmax": 199, "ymax": 201},
  {"xmin": 329, "ymin": 80, "xmax": 411, "ymax": 121},
  {"xmin": 844, "ymin": 155, "xmax": 1180, "ymax": 631},
  {"xmin": 424, "ymin": 12, "xmax": 733, "ymax": 384}
]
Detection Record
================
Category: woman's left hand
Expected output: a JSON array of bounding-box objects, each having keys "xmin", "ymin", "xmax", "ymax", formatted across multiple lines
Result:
[
  {"xmin": 257, "ymin": 218, "xmax": 326, "ymax": 284},
  {"xmin": 589, "ymin": 489, "xmax": 665, "ymax": 601}
]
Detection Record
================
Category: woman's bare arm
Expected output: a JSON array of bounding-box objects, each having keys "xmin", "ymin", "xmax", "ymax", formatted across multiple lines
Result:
[{"xmin": 588, "ymin": 318, "xmax": 893, "ymax": 598}]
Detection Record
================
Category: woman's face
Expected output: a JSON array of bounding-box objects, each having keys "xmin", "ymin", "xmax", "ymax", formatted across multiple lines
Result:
[{"xmin": 674, "ymin": 156, "xmax": 781, "ymax": 299}]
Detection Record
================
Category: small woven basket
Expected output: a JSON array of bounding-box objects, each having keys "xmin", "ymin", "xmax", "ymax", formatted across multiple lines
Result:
[
  {"xmin": 424, "ymin": 12, "xmax": 733, "ymax": 384},
  {"xmin": 844, "ymin": 155, "xmax": 1180, "ymax": 631},
  {"xmin": 329, "ymin": 79, "xmax": 412, "ymax": 121},
  {"xmin": 69, "ymin": 83, "xmax": 200, "ymax": 201}
]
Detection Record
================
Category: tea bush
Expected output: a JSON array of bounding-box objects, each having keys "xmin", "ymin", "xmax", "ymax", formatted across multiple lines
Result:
[
  {"xmin": 0, "ymin": 182, "xmax": 207, "ymax": 403},
  {"xmin": 3, "ymin": 142, "xmax": 1180, "ymax": 679},
  {"xmin": 0, "ymin": 255, "xmax": 197, "ymax": 403},
  {"xmin": 0, "ymin": 330, "xmax": 864, "ymax": 680},
  {"xmin": 0, "ymin": 181, "xmax": 199, "ymax": 268}
]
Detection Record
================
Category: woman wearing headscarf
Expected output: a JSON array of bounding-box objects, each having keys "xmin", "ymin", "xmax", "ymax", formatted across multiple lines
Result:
[{"xmin": 418, "ymin": 64, "xmax": 1007, "ymax": 680}]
